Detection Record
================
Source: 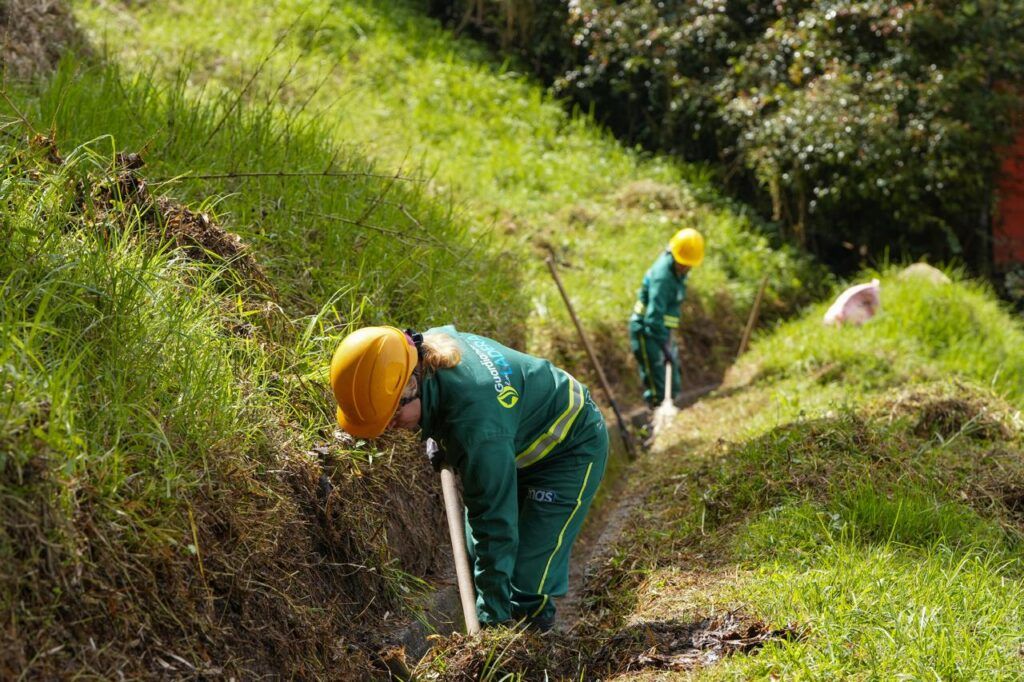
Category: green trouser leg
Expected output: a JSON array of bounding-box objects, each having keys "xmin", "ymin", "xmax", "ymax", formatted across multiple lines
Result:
[
  {"xmin": 464, "ymin": 406, "xmax": 608, "ymax": 626},
  {"xmin": 629, "ymin": 325, "xmax": 681, "ymax": 406}
]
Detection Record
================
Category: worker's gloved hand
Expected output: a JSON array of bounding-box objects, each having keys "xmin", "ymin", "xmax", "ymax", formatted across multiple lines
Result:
[
  {"xmin": 662, "ymin": 341, "xmax": 674, "ymax": 364},
  {"xmin": 425, "ymin": 437, "xmax": 446, "ymax": 472}
]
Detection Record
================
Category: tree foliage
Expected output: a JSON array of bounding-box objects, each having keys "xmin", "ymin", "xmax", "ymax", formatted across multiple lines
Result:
[{"xmin": 433, "ymin": 1, "xmax": 1024, "ymax": 272}]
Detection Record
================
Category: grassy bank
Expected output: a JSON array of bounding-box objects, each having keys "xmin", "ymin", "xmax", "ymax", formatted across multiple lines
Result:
[
  {"xmin": 70, "ymin": 0, "xmax": 821, "ymax": 393},
  {"xmin": 0, "ymin": 125, "xmax": 463, "ymax": 677},
  {"xmin": 588, "ymin": 271, "xmax": 1024, "ymax": 679}
]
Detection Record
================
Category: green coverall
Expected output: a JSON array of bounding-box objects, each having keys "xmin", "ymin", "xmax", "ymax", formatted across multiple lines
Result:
[
  {"xmin": 629, "ymin": 250, "xmax": 687, "ymax": 406},
  {"xmin": 419, "ymin": 326, "xmax": 608, "ymax": 627}
]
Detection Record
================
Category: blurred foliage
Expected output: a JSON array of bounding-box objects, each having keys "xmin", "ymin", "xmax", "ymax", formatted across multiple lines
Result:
[{"xmin": 432, "ymin": 1, "xmax": 1024, "ymax": 274}]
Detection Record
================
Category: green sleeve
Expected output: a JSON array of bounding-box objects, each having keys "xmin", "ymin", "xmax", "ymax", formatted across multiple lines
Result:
[
  {"xmin": 642, "ymin": 275, "xmax": 680, "ymax": 347},
  {"xmin": 458, "ymin": 432, "xmax": 518, "ymax": 624}
]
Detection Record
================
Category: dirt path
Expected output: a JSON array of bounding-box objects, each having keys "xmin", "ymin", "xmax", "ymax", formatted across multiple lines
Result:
[
  {"xmin": 556, "ymin": 459, "xmax": 637, "ymax": 630},
  {"xmin": 558, "ymin": 382, "xmax": 720, "ymax": 631}
]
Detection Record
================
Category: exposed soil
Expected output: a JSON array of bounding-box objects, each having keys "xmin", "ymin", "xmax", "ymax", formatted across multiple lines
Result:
[{"xmin": 1, "ymin": 0, "xmax": 85, "ymax": 79}]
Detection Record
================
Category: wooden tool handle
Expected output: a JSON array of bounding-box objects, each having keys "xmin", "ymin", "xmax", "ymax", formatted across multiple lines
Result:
[
  {"xmin": 440, "ymin": 467, "xmax": 481, "ymax": 635},
  {"xmin": 663, "ymin": 359, "xmax": 673, "ymax": 406}
]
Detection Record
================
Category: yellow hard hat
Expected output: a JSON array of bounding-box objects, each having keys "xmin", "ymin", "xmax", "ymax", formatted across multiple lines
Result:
[
  {"xmin": 329, "ymin": 326, "xmax": 418, "ymax": 439},
  {"xmin": 669, "ymin": 228, "xmax": 705, "ymax": 266}
]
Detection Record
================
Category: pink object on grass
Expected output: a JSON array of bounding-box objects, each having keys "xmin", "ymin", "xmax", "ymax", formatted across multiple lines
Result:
[{"xmin": 823, "ymin": 279, "xmax": 881, "ymax": 327}]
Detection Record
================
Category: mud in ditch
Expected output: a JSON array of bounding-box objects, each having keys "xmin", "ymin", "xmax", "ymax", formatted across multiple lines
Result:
[{"xmin": 415, "ymin": 612, "xmax": 800, "ymax": 680}]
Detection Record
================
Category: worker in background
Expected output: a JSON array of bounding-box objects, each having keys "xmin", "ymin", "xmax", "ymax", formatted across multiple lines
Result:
[
  {"xmin": 330, "ymin": 325, "xmax": 607, "ymax": 632},
  {"xmin": 629, "ymin": 228, "xmax": 705, "ymax": 407}
]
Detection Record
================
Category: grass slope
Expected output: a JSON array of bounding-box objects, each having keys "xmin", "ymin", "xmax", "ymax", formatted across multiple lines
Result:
[
  {"xmin": 0, "ymin": 122, "xmax": 462, "ymax": 677},
  {"xmin": 69, "ymin": 0, "xmax": 820, "ymax": 389}
]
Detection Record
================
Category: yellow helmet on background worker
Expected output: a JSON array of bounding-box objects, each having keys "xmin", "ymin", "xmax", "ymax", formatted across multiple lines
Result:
[
  {"xmin": 669, "ymin": 228, "xmax": 705, "ymax": 266},
  {"xmin": 329, "ymin": 326, "xmax": 418, "ymax": 439}
]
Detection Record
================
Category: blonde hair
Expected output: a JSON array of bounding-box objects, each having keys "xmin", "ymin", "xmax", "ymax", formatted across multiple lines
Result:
[
  {"xmin": 399, "ymin": 332, "xmax": 462, "ymax": 401},
  {"xmin": 421, "ymin": 333, "xmax": 461, "ymax": 370}
]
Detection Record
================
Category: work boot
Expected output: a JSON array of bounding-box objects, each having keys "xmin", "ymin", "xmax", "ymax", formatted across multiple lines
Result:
[{"xmin": 526, "ymin": 612, "xmax": 555, "ymax": 633}]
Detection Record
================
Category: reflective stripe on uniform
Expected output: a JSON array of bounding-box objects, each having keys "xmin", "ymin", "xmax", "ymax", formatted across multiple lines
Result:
[
  {"xmin": 633, "ymin": 300, "xmax": 645, "ymax": 316},
  {"xmin": 530, "ymin": 594, "xmax": 550, "ymax": 618},
  {"xmin": 535, "ymin": 461, "xmax": 595, "ymax": 594},
  {"xmin": 516, "ymin": 377, "xmax": 585, "ymax": 469},
  {"xmin": 639, "ymin": 333, "xmax": 656, "ymax": 395},
  {"xmin": 663, "ymin": 314, "xmax": 680, "ymax": 328}
]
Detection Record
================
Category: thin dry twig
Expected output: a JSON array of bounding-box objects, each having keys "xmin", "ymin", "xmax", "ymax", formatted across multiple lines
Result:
[
  {"xmin": 154, "ymin": 169, "xmax": 425, "ymax": 184},
  {"xmin": 198, "ymin": 13, "xmax": 301, "ymax": 150},
  {"xmin": 292, "ymin": 207, "xmax": 457, "ymax": 256},
  {"xmin": 0, "ymin": 88, "xmax": 39, "ymax": 137}
]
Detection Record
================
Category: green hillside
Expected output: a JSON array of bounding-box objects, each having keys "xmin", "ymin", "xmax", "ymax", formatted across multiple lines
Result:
[{"xmin": 69, "ymin": 0, "xmax": 818, "ymax": 383}]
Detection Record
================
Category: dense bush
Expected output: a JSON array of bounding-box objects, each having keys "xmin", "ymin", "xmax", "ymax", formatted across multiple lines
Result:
[{"xmin": 432, "ymin": 1, "xmax": 1024, "ymax": 273}]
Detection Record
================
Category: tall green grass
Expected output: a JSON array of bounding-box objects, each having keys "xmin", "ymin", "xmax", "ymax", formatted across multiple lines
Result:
[
  {"xmin": 1, "ymin": 138, "xmax": 270, "ymax": 523},
  {"xmin": 13, "ymin": 57, "xmax": 525, "ymax": 337}
]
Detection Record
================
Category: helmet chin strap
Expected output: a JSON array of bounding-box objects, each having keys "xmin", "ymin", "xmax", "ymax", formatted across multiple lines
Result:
[
  {"xmin": 403, "ymin": 329, "xmax": 425, "ymax": 399},
  {"xmin": 403, "ymin": 328, "xmax": 424, "ymax": 361}
]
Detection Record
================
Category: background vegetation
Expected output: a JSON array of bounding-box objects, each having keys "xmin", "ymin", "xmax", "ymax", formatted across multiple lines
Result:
[{"xmin": 434, "ymin": 0, "xmax": 1024, "ymax": 274}]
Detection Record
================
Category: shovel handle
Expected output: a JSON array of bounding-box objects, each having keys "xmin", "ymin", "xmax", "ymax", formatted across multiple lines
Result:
[
  {"xmin": 663, "ymin": 359, "xmax": 673, "ymax": 407},
  {"xmin": 440, "ymin": 467, "xmax": 481, "ymax": 635}
]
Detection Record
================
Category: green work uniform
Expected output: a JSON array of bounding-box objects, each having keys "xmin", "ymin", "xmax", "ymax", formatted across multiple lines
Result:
[
  {"xmin": 419, "ymin": 326, "xmax": 608, "ymax": 627},
  {"xmin": 629, "ymin": 250, "xmax": 687, "ymax": 406}
]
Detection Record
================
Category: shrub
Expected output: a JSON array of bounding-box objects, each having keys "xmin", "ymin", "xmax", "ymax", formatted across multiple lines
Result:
[{"xmin": 432, "ymin": 1, "xmax": 1024, "ymax": 273}]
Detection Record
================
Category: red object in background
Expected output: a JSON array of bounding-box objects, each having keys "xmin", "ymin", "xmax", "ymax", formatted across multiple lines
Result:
[{"xmin": 995, "ymin": 127, "xmax": 1024, "ymax": 267}]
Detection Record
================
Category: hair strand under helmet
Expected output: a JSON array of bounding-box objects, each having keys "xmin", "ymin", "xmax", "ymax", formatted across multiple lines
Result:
[
  {"xmin": 329, "ymin": 326, "xmax": 418, "ymax": 439},
  {"xmin": 669, "ymin": 227, "xmax": 705, "ymax": 266}
]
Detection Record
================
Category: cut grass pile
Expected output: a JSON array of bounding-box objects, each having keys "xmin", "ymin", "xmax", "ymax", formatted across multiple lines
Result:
[{"xmin": 69, "ymin": 0, "xmax": 822, "ymax": 391}]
